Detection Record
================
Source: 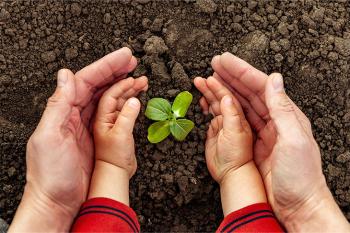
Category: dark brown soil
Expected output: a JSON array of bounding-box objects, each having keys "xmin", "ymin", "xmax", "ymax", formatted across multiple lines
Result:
[{"xmin": 1, "ymin": 0, "xmax": 349, "ymax": 231}]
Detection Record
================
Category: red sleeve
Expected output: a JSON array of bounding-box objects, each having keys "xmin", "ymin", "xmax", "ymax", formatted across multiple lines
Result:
[
  {"xmin": 71, "ymin": 197, "xmax": 140, "ymax": 233},
  {"xmin": 216, "ymin": 203, "xmax": 285, "ymax": 233}
]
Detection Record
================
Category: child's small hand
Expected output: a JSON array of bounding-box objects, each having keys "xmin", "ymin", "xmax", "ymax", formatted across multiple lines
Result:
[
  {"xmin": 194, "ymin": 76, "xmax": 253, "ymax": 184},
  {"xmin": 195, "ymin": 76, "xmax": 265, "ymax": 215},
  {"xmin": 93, "ymin": 77, "xmax": 148, "ymax": 178}
]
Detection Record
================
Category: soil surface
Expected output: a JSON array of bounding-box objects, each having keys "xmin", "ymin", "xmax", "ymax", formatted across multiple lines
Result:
[{"xmin": 1, "ymin": 0, "xmax": 350, "ymax": 231}]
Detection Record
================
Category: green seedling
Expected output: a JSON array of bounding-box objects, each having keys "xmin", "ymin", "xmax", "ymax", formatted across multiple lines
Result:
[{"xmin": 145, "ymin": 91, "xmax": 194, "ymax": 143}]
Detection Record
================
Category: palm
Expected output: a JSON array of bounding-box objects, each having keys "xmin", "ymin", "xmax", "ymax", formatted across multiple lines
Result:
[{"xmin": 62, "ymin": 107, "xmax": 94, "ymax": 207}]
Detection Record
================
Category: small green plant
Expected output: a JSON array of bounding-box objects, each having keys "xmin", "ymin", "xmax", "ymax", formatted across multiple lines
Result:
[{"xmin": 145, "ymin": 91, "xmax": 194, "ymax": 143}]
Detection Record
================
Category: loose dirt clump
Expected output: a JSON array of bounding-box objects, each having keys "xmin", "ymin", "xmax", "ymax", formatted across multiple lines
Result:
[{"xmin": 0, "ymin": 0, "xmax": 349, "ymax": 231}]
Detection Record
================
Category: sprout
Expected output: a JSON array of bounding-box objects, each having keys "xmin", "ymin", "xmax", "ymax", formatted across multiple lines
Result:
[{"xmin": 145, "ymin": 91, "xmax": 194, "ymax": 143}]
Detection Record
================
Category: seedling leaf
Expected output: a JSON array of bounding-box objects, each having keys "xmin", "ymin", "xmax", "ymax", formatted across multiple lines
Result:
[
  {"xmin": 148, "ymin": 121, "xmax": 171, "ymax": 143},
  {"xmin": 145, "ymin": 98, "xmax": 172, "ymax": 121},
  {"xmin": 172, "ymin": 91, "xmax": 193, "ymax": 118},
  {"xmin": 170, "ymin": 119, "xmax": 194, "ymax": 141}
]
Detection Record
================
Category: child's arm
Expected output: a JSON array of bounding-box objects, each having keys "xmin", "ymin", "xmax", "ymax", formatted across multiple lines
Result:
[
  {"xmin": 194, "ymin": 76, "xmax": 284, "ymax": 232},
  {"xmin": 71, "ymin": 77, "xmax": 148, "ymax": 233}
]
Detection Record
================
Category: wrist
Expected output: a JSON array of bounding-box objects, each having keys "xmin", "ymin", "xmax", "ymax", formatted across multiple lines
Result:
[
  {"xmin": 285, "ymin": 178, "xmax": 350, "ymax": 232},
  {"xmin": 220, "ymin": 161, "xmax": 267, "ymax": 216},
  {"xmin": 9, "ymin": 184, "xmax": 74, "ymax": 232},
  {"xmin": 88, "ymin": 160, "xmax": 130, "ymax": 205}
]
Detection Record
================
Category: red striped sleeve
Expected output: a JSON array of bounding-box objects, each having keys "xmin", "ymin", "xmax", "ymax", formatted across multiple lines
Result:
[
  {"xmin": 71, "ymin": 197, "xmax": 140, "ymax": 233},
  {"xmin": 216, "ymin": 203, "xmax": 284, "ymax": 233}
]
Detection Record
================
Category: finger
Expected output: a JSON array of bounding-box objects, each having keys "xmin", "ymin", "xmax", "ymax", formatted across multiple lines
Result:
[
  {"xmin": 194, "ymin": 77, "xmax": 219, "ymax": 103},
  {"xmin": 37, "ymin": 69, "xmax": 75, "ymax": 130},
  {"xmin": 209, "ymin": 116, "xmax": 223, "ymax": 137},
  {"xmin": 212, "ymin": 54, "xmax": 270, "ymax": 121},
  {"xmin": 74, "ymin": 47, "xmax": 137, "ymax": 108},
  {"xmin": 221, "ymin": 95, "xmax": 244, "ymax": 134},
  {"xmin": 97, "ymin": 78, "xmax": 135, "ymax": 116},
  {"xmin": 265, "ymin": 73, "xmax": 304, "ymax": 138},
  {"xmin": 121, "ymin": 76, "xmax": 148, "ymax": 99},
  {"xmin": 213, "ymin": 71, "xmax": 267, "ymax": 133},
  {"xmin": 97, "ymin": 77, "xmax": 147, "ymax": 117},
  {"xmin": 112, "ymin": 97, "xmax": 141, "ymax": 135},
  {"xmin": 213, "ymin": 72, "xmax": 233, "ymax": 91},
  {"xmin": 81, "ymin": 84, "xmax": 114, "ymax": 129},
  {"xmin": 288, "ymin": 96, "xmax": 314, "ymax": 138},
  {"xmin": 194, "ymin": 77, "xmax": 221, "ymax": 115},
  {"xmin": 206, "ymin": 76, "xmax": 232, "ymax": 100},
  {"xmin": 81, "ymin": 72, "xmax": 142, "ymax": 128},
  {"xmin": 206, "ymin": 76, "xmax": 245, "ymax": 117},
  {"xmin": 115, "ymin": 76, "xmax": 148, "ymax": 111},
  {"xmin": 230, "ymin": 88, "xmax": 266, "ymax": 132},
  {"xmin": 219, "ymin": 52, "xmax": 268, "ymax": 94},
  {"xmin": 199, "ymin": 97, "xmax": 209, "ymax": 115}
]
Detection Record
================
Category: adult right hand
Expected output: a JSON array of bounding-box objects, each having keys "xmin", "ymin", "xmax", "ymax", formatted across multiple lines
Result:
[{"xmin": 209, "ymin": 52, "xmax": 350, "ymax": 232}]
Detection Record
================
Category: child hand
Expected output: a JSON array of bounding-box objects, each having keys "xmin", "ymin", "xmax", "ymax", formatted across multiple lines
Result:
[
  {"xmin": 194, "ymin": 76, "xmax": 253, "ymax": 184},
  {"xmin": 93, "ymin": 77, "xmax": 148, "ymax": 178}
]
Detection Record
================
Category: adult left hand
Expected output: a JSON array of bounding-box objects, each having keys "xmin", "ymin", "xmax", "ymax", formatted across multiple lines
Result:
[{"xmin": 9, "ymin": 47, "xmax": 137, "ymax": 232}]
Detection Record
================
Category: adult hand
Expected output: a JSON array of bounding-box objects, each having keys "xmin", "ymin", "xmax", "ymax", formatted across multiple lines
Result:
[
  {"xmin": 209, "ymin": 52, "xmax": 350, "ymax": 232},
  {"xmin": 9, "ymin": 47, "xmax": 137, "ymax": 232}
]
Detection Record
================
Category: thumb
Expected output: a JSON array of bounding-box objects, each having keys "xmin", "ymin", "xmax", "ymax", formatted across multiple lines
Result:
[
  {"xmin": 113, "ymin": 97, "xmax": 140, "ymax": 135},
  {"xmin": 265, "ymin": 73, "xmax": 303, "ymax": 138},
  {"xmin": 221, "ymin": 95, "xmax": 244, "ymax": 135},
  {"xmin": 38, "ymin": 69, "xmax": 76, "ymax": 130}
]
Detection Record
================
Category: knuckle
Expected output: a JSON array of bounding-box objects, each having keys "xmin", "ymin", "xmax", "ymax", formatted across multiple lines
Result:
[
  {"xmin": 47, "ymin": 94, "xmax": 61, "ymax": 107},
  {"xmin": 278, "ymin": 97, "xmax": 294, "ymax": 112},
  {"xmin": 271, "ymin": 95, "xmax": 294, "ymax": 114}
]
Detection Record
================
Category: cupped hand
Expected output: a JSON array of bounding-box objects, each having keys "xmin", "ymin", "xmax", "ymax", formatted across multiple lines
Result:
[
  {"xmin": 194, "ymin": 76, "xmax": 253, "ymax": 184},
  {"xmin": 209, "ymin": 52, "xmax": 350, "ymax": 231},
  {"xmin": 194, "ymin": 76, "xmax": 267, "ymax": 215},
  {"xmin": 10, "ymin": 47, "xmax": 138, "ymax": 232},
  {"xmin": 93, "ymin": 77, "xmax": 148, "ymax": 178},
  {"xmin": 88, "ymin": 77, "xmax": 148, "ymax": 205}
]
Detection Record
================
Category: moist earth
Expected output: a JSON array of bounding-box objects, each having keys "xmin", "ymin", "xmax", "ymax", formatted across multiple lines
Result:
[{"xmin": 0, "ymin": 0, "xmax": 350, "ymax": 231}]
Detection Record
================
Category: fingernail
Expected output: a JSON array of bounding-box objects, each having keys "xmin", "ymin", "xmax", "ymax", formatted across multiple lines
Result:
[
  {"xmin": 128, "ymin": 97, "xmax": 139, "ymax": 109},
  {"xmin": 272, "ymin": 74, "xmax": 284, "ymax": 92},
  {"xmin": 57, "ymin": 69, "xmax": 68, "ymax": 87},
  {"xmin": 223, "ymin": 95, "xmax": 233, "ymax": 106}
]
